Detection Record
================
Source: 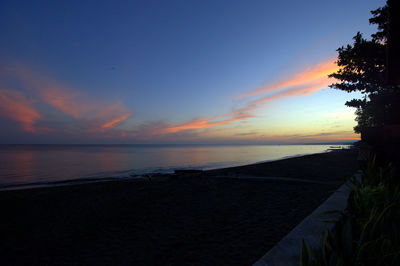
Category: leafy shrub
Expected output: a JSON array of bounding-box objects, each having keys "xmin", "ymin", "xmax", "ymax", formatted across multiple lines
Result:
[{"xmin": 300, "ymin": 158, "xmax": 400, "ymax": 266}]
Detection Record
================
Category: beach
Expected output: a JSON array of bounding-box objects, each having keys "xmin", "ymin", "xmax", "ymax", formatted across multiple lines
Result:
[{"xmin": 0, "ymin": 149, "xmax": 358, "ymax": 265}]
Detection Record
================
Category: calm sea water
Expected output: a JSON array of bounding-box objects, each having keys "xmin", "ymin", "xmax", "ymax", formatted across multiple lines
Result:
[{"xmin": 0, "ymin": 144, "xmax": 350, "ymax": 190}]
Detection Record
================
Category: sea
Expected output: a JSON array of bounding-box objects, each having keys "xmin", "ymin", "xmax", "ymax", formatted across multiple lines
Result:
[{"xmin": 0, "ymin": 144, "xmax": 351, "ymax": 190}]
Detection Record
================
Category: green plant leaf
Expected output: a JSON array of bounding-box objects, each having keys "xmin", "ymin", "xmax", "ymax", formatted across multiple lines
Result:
[{"xmin": 300, "ymin": 238, "xmax": 312, "ymax": 266}]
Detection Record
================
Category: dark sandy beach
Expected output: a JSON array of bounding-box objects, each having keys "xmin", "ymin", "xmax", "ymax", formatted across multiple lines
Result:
[{"xmin": 0, "ymin": 149, "xmax": 358, "ymax": 265}]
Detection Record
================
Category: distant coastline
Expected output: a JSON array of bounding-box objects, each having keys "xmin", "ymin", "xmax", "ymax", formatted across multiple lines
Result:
[
  {"xmin": 0, "ymin": 144, "xmax": 354, "ymax": 191},
  {"xmin": 0, "ymin": 142, "xmax": 356, "ymax": 146}
]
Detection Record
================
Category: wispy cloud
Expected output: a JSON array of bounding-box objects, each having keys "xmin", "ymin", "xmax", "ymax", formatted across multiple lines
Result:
[
  {"xmin": 1, "ymin": 58, "xmax": 344, "ymax": 143},
  {"xmin": 247, "ymin": 78, "xmax": 331, "ymax": 107},
  {"xmin": 101, "ymin": 113, "xmax": 133, "ymax": 129},
  {"xmin": 159, "ymin": 111, "xmax": 254, "ymax": 134},
  {"xmin": 235, "ymin": 131, "xmax": 258, "ymax": 136},
  {"xmin": 2, "ymin": 63, "xmax": 134, "ymax": 133},
  {"xmin": 0, "ymin": 88, "xmax": 42, "ymax": 132},
  {"xmin": 284, "ymin": 131, "xmax": 359, "ymax": 142},
  {"xmin": 244, "ymin": 130, "xmax": 359, "ymax": 144},
  {"xmin": 151, "ymin": 58, "xmax": 338, "ymax": 135},
  {"xmin": 239, "ymin": 58, "xmax": 338, "ymax": 98}
]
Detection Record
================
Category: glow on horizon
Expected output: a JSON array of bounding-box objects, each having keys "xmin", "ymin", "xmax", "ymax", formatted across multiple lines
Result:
[
  {"xmin": 0, "ymin": 58, "xmax": 359, "ymax": 143},
  {"xmin": 158, "ymin": 58, "xmax": 344, "ymax": 136}
]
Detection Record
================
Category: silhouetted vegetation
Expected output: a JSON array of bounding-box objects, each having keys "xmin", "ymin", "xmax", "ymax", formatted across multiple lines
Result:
[
  {"xmin": 329, "ymin": 0, "xmax": 400, "ymax": 133},
  {"xmin": 300, "ymin": 158, "xmax": 400, "ymax": 266},
  {"xmin": 300, "ymin": 2, "xmax": 400, "ymax": 265}
]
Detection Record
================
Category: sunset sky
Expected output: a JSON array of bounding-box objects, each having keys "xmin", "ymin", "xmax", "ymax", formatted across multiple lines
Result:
[{"xmin": 0, "ymin": 0, "xmax": 385, "ymax": 144}]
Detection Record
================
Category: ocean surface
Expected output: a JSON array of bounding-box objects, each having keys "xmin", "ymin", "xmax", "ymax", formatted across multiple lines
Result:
[{"xmin": 0, "ymin": 144, "xmax": 350, "ymax": 190}]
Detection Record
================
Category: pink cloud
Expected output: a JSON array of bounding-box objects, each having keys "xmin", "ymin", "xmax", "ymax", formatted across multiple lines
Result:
[
  {"xmin": 239, "ymin": 58, "xmax": 338, "ymax": 98},
  {"xmin": 0, "ymin": 88, "xmax": 42, "ymax": 132},
  {"xmin": 3, "ymin": 63, "xmax": 134, "ymax": 132},
  {"xmin": 101, "ymin": 113, "xmax": 133, "ymax": 129},
  {"xmin": 154, "ymin": 59, "xmax": 337, "ymax": 135},
  {"xmin": 159, "ymin": 110, "xmax": 255, "ymax": 134},
  {"xmin": 249, "ymin": 78, "xmax": 330, "ymax": 106},
  {"xmin": 39, "ymin": 88, "xmax": 87, "ymax": 119},
  {"xmin": 1, "ymin": 58, "xmax": 339, "ymax": 141},
  {"xmin": 262, "ymin": 131, "xmax": 360, "ymax": 143}
]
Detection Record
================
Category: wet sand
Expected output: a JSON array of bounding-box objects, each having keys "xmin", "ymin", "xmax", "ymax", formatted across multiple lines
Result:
[{"xmin": 0, "ymin": 149, "xmax": 358, "ymax": 265}]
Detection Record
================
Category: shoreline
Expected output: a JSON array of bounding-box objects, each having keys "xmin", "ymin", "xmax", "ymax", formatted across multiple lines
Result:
[
  {"xmin": 0, "ymin": 149, "xmax": 359, "ymax": 265},
  {"xmin": 0, "ymin": 148, "xmax": 351, "ymax": 192}
]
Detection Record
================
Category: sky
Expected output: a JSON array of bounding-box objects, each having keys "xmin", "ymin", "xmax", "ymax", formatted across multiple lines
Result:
[{"xmin": 0, "ymin": 0, "xmax": 386, "ymax": 144}]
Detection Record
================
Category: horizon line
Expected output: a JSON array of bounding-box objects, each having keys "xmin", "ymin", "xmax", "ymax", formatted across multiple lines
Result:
[{"xmin": 0, "ymin": 141, "xmax": 357, "ymax": 146}]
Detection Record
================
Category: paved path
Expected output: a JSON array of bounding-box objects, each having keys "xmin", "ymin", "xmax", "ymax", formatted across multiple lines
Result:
[{"xmin": 252, "ymin": 172, "xmax": 360, "ymax": 266}]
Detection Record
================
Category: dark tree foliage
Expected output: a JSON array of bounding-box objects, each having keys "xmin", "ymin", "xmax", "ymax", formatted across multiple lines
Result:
[
  {"xmin": 369, "ymin": 5, "xmax": 389, "ymax": 42},
  {"xmin": 329, "ymin": 1, "xmax": 399, "ymax": 133}
]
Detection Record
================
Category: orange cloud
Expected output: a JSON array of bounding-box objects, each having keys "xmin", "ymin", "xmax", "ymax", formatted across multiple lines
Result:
[
  {"xmin": 248, "ymin": 130, "xmax": 359, "ymax": 144},
  {"xmin": 38, "ymin": 87, "xmax": 88, "ymax": 119},
  {"xmin": 160, "ymin": 110, "xmax": 255, "ymax": 134},
  {"xmin": 250, "ymin": 78, "xmax": 330, "ymax": 106},
  {"xmin": 3, "ymin": 63, "xmax": 134, "ymax": 132},
  {"xmin": 239, "ymin": 58, "xmax": 338, "ymax": 98},
  {"xmin": 0, "ymin": 88, "xmax": 42, "ymax": 132},
  {"xmin": 101, "ymin": 113, "xmax": 133, "ymax": 129},
  {"xmin": 156, "ymin": 59, "xmax": 338, "ymax": 135},
  {"xmin": 5, "ymin": 64, "xmax": 92, "ymax": 119},
  {"xmin": 161, "ymin": 118, "xmax": 227, "ymax": 133},
  {"xmin": 1, "ymin": 58, "xmax": 341, "ymax": 141}
]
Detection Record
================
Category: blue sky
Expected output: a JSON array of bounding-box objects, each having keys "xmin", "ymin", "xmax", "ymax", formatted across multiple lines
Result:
[{"xmin": 0, "ymin": 0, "xmax": 386, "ymax": 144}]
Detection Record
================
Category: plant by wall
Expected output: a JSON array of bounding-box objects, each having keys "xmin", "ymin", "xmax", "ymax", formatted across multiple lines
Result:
[{"xmin": 300, "ymin": 158, "xmax": 400, "ymax": 266}]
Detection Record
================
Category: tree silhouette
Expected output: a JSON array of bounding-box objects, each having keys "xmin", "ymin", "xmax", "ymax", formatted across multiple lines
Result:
[{"xmin": 329, "ymin": 1, "xmax": 400, "ymax": 133}]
